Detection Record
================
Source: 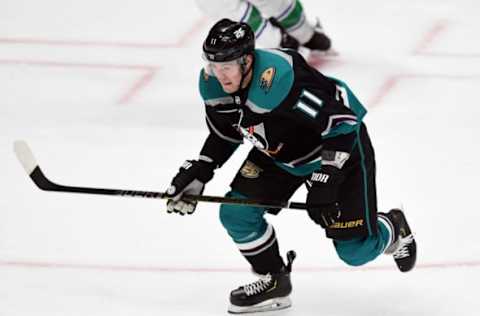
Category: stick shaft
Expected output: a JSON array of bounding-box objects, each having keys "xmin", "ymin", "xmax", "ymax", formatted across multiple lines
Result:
[
  {"xmin": 14, "ymin": 140, "xmax": 308, "ymax": 210},
  {"xmin": 29, "ymin": 164, "xmax": 308, "ymax": 210}
]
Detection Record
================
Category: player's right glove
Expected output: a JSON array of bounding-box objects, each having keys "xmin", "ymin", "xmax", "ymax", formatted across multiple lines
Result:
[
  {"xmin": 306, "ymin": 165, "xmax": 343, "ymax": 228},
  {"xmin": 165, "ymin": 159, "xmax": 215, "ymax": 215}
]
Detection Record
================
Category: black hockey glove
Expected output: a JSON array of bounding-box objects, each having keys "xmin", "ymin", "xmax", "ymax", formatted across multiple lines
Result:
[
  {"xmin": 306, "ymin": 165, "xmax": 343, "ymax": 228},
  {"xmin": 165, "ymin": 160, "xmax": 215, "ymax": 215}
]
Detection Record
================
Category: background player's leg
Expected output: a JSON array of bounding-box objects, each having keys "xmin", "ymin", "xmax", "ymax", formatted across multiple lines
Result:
[
  {"xmin": 249, "ymin": 0, "xmax": 331, "ymax": 51},
  {"xmin": 195, "ymin": 0, "xmax": 282, "ymax": 48},
  {"xmin": 249, "ymin": 0, "xmax": 312, "ymax": 44}
]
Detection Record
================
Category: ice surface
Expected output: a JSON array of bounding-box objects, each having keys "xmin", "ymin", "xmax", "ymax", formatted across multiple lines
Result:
[{"xmin": 1, "ymin": 0, "xmax": 479, "ymax": 315}]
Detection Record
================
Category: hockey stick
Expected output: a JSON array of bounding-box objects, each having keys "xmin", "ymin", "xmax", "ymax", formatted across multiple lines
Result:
[{"xmin": 13, "ymin": 140, "xmax": 308, "ymax": 210}]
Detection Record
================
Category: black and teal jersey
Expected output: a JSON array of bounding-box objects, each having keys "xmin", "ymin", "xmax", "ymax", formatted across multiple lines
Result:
[{"xmin": 198, "ymin": 48, "xmax": 367, "ymax": 176}]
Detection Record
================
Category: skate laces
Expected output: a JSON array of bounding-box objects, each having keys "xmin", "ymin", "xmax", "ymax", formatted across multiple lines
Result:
[
  {"xmin": 392, "ymin": 234, "xmax": 415, "ymax": 259},
  {"xmin": 243, "ymin": 274, "xmax": 273, "ymax": 296}
]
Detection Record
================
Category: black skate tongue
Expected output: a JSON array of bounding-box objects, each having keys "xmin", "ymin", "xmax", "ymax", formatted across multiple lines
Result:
[{"xmin": 286, "ymin": 250, "xmax": 296, "ymax": 272}]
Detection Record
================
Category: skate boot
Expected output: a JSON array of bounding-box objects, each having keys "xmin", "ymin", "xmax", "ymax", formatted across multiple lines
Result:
[
  {"xmin": 228, "ymin": 250, "xmax": 296, "ymax": 314},
  {"xmin": 379, "ymin": 209, "xmax": 417, "ymax": 272},
  {"xmin": 269, "ymin": 18, "xmax": 300, "ymax": 50},
  {"xmin": 303, "ymin": 18, "xmax": 334, "ymax": 54}
]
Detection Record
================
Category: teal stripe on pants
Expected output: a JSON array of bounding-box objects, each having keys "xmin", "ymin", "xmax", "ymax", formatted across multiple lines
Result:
[
  {"xmin": 333, "ymin": 219, "xmax": 391, "ymax": 266},
  {"xmin": 219, "ymin": 191, "xmax": 268, "ymax": 243},
  {"xmin": 356, "ymin": 128, "xmax": 373, "ymax": 235}
]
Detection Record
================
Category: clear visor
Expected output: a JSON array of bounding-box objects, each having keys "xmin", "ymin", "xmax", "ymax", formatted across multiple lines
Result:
[{"xmin": 202, "ymin": 53, "xmax": 244, "ymax": 76}]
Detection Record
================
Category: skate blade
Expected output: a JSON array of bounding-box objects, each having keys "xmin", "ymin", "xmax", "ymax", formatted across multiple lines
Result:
[{"xmin": 228, "ymin": 296, "xmax": 291, "ymax": 314}]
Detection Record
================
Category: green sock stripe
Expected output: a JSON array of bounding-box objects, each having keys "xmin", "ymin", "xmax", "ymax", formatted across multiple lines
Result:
[
  {"xmin": 246, "ymin": 5, "xmax": 264, "ymax": 32},
  {"xmin": 278, "ymin": 0, "xmax": 304, "ymax": 30}
]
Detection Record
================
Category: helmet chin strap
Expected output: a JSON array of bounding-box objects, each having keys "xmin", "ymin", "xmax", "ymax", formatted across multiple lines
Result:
[{"xmin": 238, "ymin": 54, "xmax": 254, "ymax": 92}]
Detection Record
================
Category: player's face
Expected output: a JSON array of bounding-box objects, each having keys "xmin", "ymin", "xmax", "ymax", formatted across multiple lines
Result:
[{"xmin": 209, "ymin": 62, "xmax": 243, "ymax": 93}]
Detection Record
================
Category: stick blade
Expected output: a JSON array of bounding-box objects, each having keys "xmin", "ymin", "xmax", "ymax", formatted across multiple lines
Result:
[{"xmin": 13, "ymin": 140, "xmax": 38, "ymax": 175}]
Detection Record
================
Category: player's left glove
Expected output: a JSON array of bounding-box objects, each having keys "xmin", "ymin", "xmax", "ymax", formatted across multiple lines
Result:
[
  {"xmin": 306, "ymin": 165, "xmax": 343, "ymax": 228},
  {"xmin": 165, "ymin": 159, "xmax": 215, "ymax": 215}
]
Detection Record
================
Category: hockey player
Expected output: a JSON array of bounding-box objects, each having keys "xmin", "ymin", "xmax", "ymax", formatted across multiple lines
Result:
[
  {"xmin": 195, "ymin": 0, "xmax": 332, "ymax": 52},
  {"xmin": 165, "ymin": 19, "xmax": 417, "ymax": 314}
]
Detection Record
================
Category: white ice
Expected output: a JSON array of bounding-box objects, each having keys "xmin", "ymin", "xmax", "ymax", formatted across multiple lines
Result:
[{"xmin": 1, "ymin": 0, "xmax": 480, "ymax": 315}]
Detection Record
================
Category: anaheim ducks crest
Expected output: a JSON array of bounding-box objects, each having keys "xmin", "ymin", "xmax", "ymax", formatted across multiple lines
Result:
[
  {"xmin": 259, "ymin": 67, "xmax": 276, "ymax": 93},
  {"xmin": 240, "ymin": 160, "xmax": 263, "ymax": 178}
]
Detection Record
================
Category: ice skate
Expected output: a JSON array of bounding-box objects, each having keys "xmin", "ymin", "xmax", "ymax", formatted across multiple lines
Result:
[
  {"xmin": 303, "ymin": 18, "xmax": 337, "ymax": 56},
  {"xmin": 268, "ymin": 18, "xmax": 299, "ymax": 50},
  {"xmin": 228, "ymin": 251, "xmax": 296, "ymax": 314},
  {"xmin": 302, "ymin": 19, "xmax": 337, "ymax": 67},
  {"xmin": 379, "ymin": 209, "xmax": 417, "ymax": 272}
]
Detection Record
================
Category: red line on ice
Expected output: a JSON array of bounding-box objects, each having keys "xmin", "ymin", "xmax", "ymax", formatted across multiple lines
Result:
[
  {"xmin": 117, "ymin": 68, "xmax": 157, "ymax": 104},
  {"xmin": 0, "ymin": 59, "xmax": 159, "ymax": 105},
  {"xmin": 177, "ymin": 17, "xmax": 210, "ymax": 47},
  {"xmin": 0, "ymin": 59, "xmax": 154, "ymax": 71},
  {"xmin": 0, "ymin": 17, "xmax": 209, "ymax": 49},
  {"xmin": 0, "ymin": 37, "xmax": 175, "ymax": 49},
  {"xmin": 413, "ymin": 19, "xmax": 449, "ymax": 55},
  {"xmin": 368, "ymin": 75, "xmax": 401, "ymax": 108},
  {"xmin": 416, "ymin": 52, "xmax": 480, "ymax": 58},
  {"xmin": 0, "ymin": 259, "xmax": 479, "ymax": 273},
  {"xmin": 368, "ymin": 73, "xmax": 480, "ymax": 108}
]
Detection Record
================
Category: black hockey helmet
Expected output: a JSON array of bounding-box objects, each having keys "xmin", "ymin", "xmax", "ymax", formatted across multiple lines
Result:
[{"xmin": 203, "ymin": 19, "xmax": 255, "ymax": 63}]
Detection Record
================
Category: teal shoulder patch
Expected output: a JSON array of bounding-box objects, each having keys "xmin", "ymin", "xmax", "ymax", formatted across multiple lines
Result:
[
  {"xmin": 198, "ymin": 68, "xmax": 230, "ymax": 104},
  {"xmin": 246, "ymin": 49, "xmax": 294, "ymax": 113},
  {"xmin": 327, "ymin": 76, "xmax": 367, "ymax": 120}
]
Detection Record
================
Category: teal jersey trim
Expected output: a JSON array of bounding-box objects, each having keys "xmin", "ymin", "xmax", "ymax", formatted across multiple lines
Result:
[
  {"xmin": 321, "ymin": 76, "xmax": 368, "ymax": 140},
  {"xmin": 322, "ymin": 123, "xmax": 361, "ymax": 140},
  {"xmin": 198, "ymin": 68, "xmax": 230, "ymax": 103},
  {"xmin": 246, "ymin": 49, "xmax": 294, "ymax": 113},
  {"xmin": 328, "ymin": 76, "xmax": 367, "ymax": 120},
  {"xmin": 356, "ymin": 129, "xmax": 372, "ymax": 235},
  {"xmin": 274, "ymin": 160, "xmax": 321, "ymax": 176},
  {"xmin": 271, "ymin": 77, "xmax": 370, "ymax": 176}
]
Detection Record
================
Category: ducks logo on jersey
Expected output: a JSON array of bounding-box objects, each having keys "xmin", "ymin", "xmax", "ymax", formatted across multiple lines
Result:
[
  {"xmin": 240, "ymin": 160, "xmax": 263, "ymax": 178},
  {"xmin": 259, "ymin": 67, "xmax": 276, "ymax": 93}
]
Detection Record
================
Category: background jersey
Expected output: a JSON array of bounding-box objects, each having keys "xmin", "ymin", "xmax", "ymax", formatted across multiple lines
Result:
[{"xmin": 198, "ymin": 48, "xmax": 367, "ymax": 176}]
